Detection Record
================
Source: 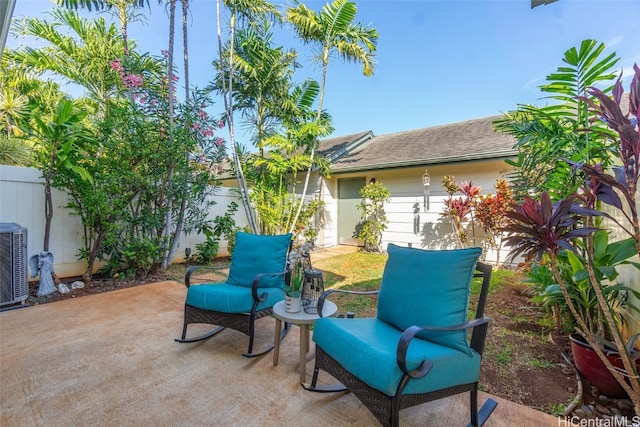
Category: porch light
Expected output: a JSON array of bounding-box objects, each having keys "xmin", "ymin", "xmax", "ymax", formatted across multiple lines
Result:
[{"xmin": 422, "ymin": 169, "xmax": 430, "ymax": 211}]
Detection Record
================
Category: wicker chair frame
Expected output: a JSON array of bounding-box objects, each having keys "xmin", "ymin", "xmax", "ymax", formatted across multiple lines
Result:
[
  {"xmin": 176, "ymin": 265, "xmax": 290, "ymax": 358},
  {"xmin": 305, "ymin": 262, "xmax": 497, "ymax": 427}
]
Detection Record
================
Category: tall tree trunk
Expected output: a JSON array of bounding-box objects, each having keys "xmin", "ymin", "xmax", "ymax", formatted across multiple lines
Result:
[
  {"xmin": 83, "ymin": 229, "xmax": 105, "ymax": 283},
  {"xmin": 43, "ymin": 177, "xmax": 52, "ymax": 252},
  {"xmin": 181, "ymin": 0, "xmax": 189, "ymax": 99},
  {"xmin": 42, "ymin": 171, "xmax": 61, "ymax": 284},
  {"xmin": 162, "ymin": 0, "xmax": 177, "ymax": 268},
  {"xmin": 288, "ymin": 52, "xmax": 328, "ymax": 234},
  {"xmin": 216, "ymin": 0, "xmax": 258, "ymax": 234},
  {"xmin": 116, "ymin": 0, "xmax": 135, "ymax": 103},
  {"xmin": 165, "ymin": 0, "xmax": 190, "ymax": 269}
]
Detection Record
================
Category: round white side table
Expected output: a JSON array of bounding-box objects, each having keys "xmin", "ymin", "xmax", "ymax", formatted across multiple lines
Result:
[{"xmin": 272, "ymin": 299, "xmax": 337, "ymax": 383}]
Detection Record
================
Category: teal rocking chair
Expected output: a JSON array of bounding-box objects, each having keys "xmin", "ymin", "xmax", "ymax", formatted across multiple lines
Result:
[
  {"xmin": 305, "ymin": 244, "xmax": 497, "ymax": 426},
  {"xmin": 176, "ymin": 232, "xmax": 292, "ymax": 358}
]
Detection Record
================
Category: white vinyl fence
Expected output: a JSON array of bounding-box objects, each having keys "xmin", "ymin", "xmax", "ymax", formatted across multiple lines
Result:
[{"xmin": 0, "ymin": 165, "xmax": 246, "ymax": 279}]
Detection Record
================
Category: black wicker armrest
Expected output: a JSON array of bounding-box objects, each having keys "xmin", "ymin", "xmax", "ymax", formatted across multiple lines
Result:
[
  {"xmin": 250, "ymin": 270, "xmax": 290, "ymax": 302},
  {"xmin": 317, "ymin": 288, "xmax": 379, "ymax": 318},
  {"xmin": 396, "ymin": 317, "xmax": 492, "ymax": 379},
  {"xmin": 185, "ymin": 264, "xmax": 231, "ymax": 288}
]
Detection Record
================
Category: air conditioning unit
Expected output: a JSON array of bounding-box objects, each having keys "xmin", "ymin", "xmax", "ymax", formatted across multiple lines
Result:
[{"xmin": 0, "ymin": 223, "xmax": 29, "ymax": 306}]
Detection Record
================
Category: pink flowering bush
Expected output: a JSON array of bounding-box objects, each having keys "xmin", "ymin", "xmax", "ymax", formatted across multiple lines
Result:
[{"xmin": 81, "ymin": 49, "xmax": 229, "ymax": 278}]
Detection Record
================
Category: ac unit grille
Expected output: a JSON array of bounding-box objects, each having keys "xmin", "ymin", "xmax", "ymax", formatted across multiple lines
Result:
[{"xmin": 0, "ymin": 223, "xmax": 29, "ymax": 306}]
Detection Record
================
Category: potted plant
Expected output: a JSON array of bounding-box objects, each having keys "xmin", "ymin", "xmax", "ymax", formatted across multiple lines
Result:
[
  {"xmin": 503, "ymin": 65, "xmax": 640, "ymax": 414},
  {"xmin": 284, "ymin": 266, "xmax": 303, "ymax": 313},
  {"xmin": 524, "ymin": 228, "xmax": 639, "ymax": 397}
]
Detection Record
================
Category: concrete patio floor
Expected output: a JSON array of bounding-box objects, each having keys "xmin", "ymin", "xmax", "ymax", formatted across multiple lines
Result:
[{"xmin": 0, "ymin": 249, "xmax": 560, "ymax": 426}]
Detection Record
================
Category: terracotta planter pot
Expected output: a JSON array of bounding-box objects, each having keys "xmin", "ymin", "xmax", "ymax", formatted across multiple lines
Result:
[{"xmin": 569, "ymin": 333, "xmax": 640, "ymax": 398}]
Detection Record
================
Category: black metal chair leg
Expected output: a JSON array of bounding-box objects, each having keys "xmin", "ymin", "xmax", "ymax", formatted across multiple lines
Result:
[
  {"xmin": 390, "ymin": 395, "xmax": 401, "ymax": 427},
  {"xmin": 175, "ymin": 325, "xmax": 225, "ymax": 343},
  {"xmin": 470, "ymin": 388, "xmax": 478, "ymax": 426}
]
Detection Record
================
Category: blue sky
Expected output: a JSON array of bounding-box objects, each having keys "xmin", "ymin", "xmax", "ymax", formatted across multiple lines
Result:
[{"xmin": 7, "ymin": 0, "xmax": 640, "ymax": 144}]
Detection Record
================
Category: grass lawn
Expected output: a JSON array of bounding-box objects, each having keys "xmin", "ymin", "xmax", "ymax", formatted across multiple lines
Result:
[{"xmin": 313, "ymin": 251, "xmax": 514, "ymax": 318}]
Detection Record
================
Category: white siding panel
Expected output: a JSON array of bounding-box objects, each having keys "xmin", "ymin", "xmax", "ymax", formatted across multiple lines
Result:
[{"xmin": 326, "ymin": 160, "xmax": 515, "ymax": 265}]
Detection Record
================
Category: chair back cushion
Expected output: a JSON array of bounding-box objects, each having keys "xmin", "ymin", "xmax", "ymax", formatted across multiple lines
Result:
[
  {"xmin": 227, "ymin": 232, "xmax": 292, "ymax": 289},
  {"xmin": 377, "ymin": 244, "xmax": 482, "ymax": 355}
]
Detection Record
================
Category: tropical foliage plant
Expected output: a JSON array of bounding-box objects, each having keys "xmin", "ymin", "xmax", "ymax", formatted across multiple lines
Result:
[
  {"xmin": 4, "ymin": 0, "xmax": 378, "ymax": 281},
  {"xmin": 213, "ymin": 0, "xmax": 282, "ymax": 234},
  {"xmin": 30, "ymin": 100, "xmax": 94, "ymax": 253},
  {"xmin": 194, "ymin": 201, "xmax": 240, "ymax": 264},
  {"xmin": 494, "ymin": 39, "xmax": 620, "ymax": 201},
  {"xmin": 440, "ymin": 176, "xmax": 513, "ymax": 264},
  {"xmin": 5, "ymin": 7, "xmax": 227, "ymax": 280},
  {"xmin": 211, "ymin": 7, "xmax": 332, "ymax": 242},
  {"xmin": 354, "ymin": 181, "xmax": 390, "ymax": 253},
  {"xmin": 286, "ymin": 0, "xmax": 378, "ymax": 231},
  {"xmin": 502, "ymin": 64, "xmax": 640, "ymax": 412},
  {"xmin": 0, "ymin": 82, "xmax": 32, "ymax": 165},
  {"xmin": 441, "ymin": 176, "xmax": 481, "ymax": 247}
]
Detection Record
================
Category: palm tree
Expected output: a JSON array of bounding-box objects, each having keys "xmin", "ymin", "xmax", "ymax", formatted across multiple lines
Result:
[
  {"xmin": 212, "ymin": 19, "xmax": 298, "ymax": 152},
  {"xmin": 256, "ymin": 79, "xmax": 333, "ymax": 234},
  {"xmin": 214, "ymin": 0, "xmax": 282, "ymax": 234},
  {"xmin": 56, "ymin": 0, "xmax": 153, "ymax": 53},
  {"xmin": 0, "ymin": 82, "xmax": 31, "ymax": 165},
  {"xmin": 286, "ymin": 0, "xmax": 378, "ymax": 233},
  {"xmin": 494, "ymin": 40, "xmax": 619, "ymax": 201},
  {"xmin": 0, "ymin": 135, "xmax": 31, "ymax": 165},
  {"xmin": 181, "ymin": 0, "xmax": 190, "ymax": 101},
  {"xmin": 7, "ymin": 8, "xmax": 126, "ymax": 115}
]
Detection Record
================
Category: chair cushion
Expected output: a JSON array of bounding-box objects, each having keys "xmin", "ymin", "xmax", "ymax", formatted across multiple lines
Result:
[
  {"xmin": 313, "ymin": 317, "xmax": 481, "ymax": 396},
  {"xmin": 377, "ymin": 244, "xmax": 482, "ymax": 355},
  {"xmin": 227, "ymin": 232, "xmax": 292, "ymax": 289},
  {"xmin": 186, "ymin": 283, "xmax": 285, "ymax": 313}
]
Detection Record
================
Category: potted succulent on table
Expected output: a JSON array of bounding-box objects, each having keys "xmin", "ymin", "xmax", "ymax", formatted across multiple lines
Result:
[
  {"xmin": 502, "ymin": 65, "xmax": 640, "ymax": 414},
  {"xmin": 284, "ymin": 266, "xmax": 303, "ymax": 313}
]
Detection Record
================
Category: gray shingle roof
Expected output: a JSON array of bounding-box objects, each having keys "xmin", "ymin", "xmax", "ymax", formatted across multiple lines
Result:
[
  {"xmin": 318, "ymin": 115, "xmax": 517, "ymax": 173},
  {"xmin": 317, "ymin": 131, "xmax": 373, "ymax": 162}
]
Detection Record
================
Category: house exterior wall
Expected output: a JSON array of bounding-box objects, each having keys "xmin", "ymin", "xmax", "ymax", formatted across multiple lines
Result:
[
  {"xmin": 311, "ymin": 175, "xmax": 337, "ymax": 249},
  {"xmin": 318, "ymin": 158, "xmax": 516, "ymax": 265}
]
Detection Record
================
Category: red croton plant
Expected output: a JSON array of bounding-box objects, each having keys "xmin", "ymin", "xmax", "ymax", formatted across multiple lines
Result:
[
  {"xmin": 503, "ymin": 65, "xmax": 640, "ymax": 414},
  {"xmin": 441, "ymin": 176, "xmax": 513, "ymax": 265}
]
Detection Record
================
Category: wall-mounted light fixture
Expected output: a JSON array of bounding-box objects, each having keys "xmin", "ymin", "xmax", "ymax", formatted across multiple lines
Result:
[
  {"xmin": 369, "ymin": 177, "xmax": 376, "ymax": 184},
  {"xmin": 422, "ymin": 169, "xmax": 430, "ymax": 211}
]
